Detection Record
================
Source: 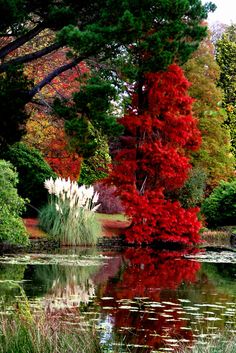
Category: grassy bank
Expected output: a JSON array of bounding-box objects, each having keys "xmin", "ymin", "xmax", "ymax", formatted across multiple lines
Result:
[
  {"xmin": 177, "ymin": 334, "xmax": 236, "ymax": 353},
  {"xmin": 0, "ymin": 313, "xmax": 104, "ymax": 353},
  {"xmin": 201, "ymin": 226, "xmax": 234, "ymax": 247},
  {"xmin": 1, "ymin": 310, "xmax": 236, "ymax": 353}
]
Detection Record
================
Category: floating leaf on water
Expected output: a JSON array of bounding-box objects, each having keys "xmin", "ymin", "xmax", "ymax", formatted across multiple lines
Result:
[
  {"xmin": 147, "ymin": 303, "xmax": 164, "ymax": 308},
  {"xmin": 150, "ymin": 333, "xmax": 161, "ymax": 337},
  {"xmin": 162, "ymin": 301, "xmax": 179, "ymax": 306},
  {"xmin": 179, "ymin": 317, "xmax": 191, "ymax": 321},
  {"xmin": 203, "ymin": 311, "xmax": 217, "ymax": 315},
  {"xmin": 184, "ymin": 251, "xmax": 236, "ymax": 263},
  {"xmin": 119, "ymin": 305, "xmax": 133, "ymax": 310},
  {"xmin": 147, "ymin": 317, "xmax": 159, "ymax": 320},
  {"xmin": 185, "ymin": 306, "xmax": 200, "ymax": 311},
  {"xmin": 127, "ymin": 344, "xmax": 150, "ymax": 348},
  {"xmin": 159, "ymin": 314, "xmax": 173, "ymax": 318},
  {"xmin": 178, "ymin": 299, "xmax": 191, "ymax": 303},
  {"xmin": 205, "ymin": 317, "xmax": 222, "ymax": 321}
]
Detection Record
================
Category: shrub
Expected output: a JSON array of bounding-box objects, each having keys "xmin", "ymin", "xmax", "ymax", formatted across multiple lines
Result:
[
  {"xmin": 201, "ymin": 179, "xmax": 236, "ymax": 227},
  {"xmin": 177, "ymin": 167, "xmax": 207, "ymax": 208},
  {"xmin": 0, "ymin": 160, "xmax": 28, "ymax": 245},
  {"xmin": 94, "ymin": 182, "xmax": 124, "ymax": 214},
  {"xmin": 39, "ymin": 177, "xmax": 101, "ymax": 245},
  {"xmin": 3, "ymin": 142, "xmax": 56, "ymax": 215}
]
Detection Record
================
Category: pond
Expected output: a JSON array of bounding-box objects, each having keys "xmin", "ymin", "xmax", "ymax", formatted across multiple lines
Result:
[{"xmin": 0, "ymin": 247, "xmax": 236, "ymax": 352}]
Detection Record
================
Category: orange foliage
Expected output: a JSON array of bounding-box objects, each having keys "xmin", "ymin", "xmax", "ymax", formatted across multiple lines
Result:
[{"xmin": 45, "ymin": 130, "xmax": 82, "ymax": 181}]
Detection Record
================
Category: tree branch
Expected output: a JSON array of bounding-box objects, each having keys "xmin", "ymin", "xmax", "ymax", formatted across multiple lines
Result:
[
  {"xmin": 0, "ymin": 42, "xmax": 61, "ymax": 73},
  {"xmin": 0, "ymin": 22, "xmax": 46, "ymax": 59},
  {"xmin": 28, "ymin": 55, "xmax": 85, "ymax": 100}
]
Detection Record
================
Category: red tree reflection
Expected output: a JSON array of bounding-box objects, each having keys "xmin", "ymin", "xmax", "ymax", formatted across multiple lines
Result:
[{"xmin": 98, "ymin": 248, "xmax": 201, "ymax": 352}]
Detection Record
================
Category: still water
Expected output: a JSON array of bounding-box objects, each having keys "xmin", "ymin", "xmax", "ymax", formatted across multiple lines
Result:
[{"xmin": 0, "ymin": 247, "xmax": 236, "ymax": 352}]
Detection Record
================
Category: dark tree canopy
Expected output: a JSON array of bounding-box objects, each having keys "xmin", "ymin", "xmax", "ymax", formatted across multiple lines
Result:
[{"xmin": 0, "ymin": 0, "xmax": 215, "ymax": 152}]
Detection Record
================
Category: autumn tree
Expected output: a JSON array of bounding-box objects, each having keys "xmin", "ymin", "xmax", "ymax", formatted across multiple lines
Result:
[
  {"xmin": 21, "ymin": 41, "xmax": 88, "ymax": 179},
  {"xmin": 44, "ymin": 130, "xmax": 82, "ymax": 181},
  {"xmin": 109, "ymin": 65, "xmax": 203, "ymax": 245},
  {"xmin": 102, "ymin": 0, "xmax": 216, "ymax": 245},
  {"xmin": 183, "ymin": 33, "xmax": 234, "ymax": 194},
  {"xmin": 0, "ymin": 0, "xmax": 215, "ymax": 156},
  {"xmin": 216, "ymin": 24, "xmax": 236, "ymax": 155}
]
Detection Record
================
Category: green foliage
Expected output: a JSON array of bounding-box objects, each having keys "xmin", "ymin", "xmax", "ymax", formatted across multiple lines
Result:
[
  {"xmin": 57, "ymin": 0, "xmax": 214, "ymax": 74},
  {"xmin": 201, "ymin": 180, "xmax": 236, "ymax": 227},
  {"xmin": 177, "ymin": 167, "xmax": 207, "ymax": 208},
  {"xmin": 39, "ymin": 178, "xmax": 101, "ymax": 245},
  {"xmin": 0, "ymin": 159, "xmax": 28, "ymax": 245},
  {"xmin": 79, "ymin": 136, "xmax": 111, "ymax": 185},
  {"xmin": 39, "ymin": 203, "xmax": 101, "ymax": 246},
  {"xmin": 54, "ymin": 75, "xmax": 122, "ymax": 158},
  {"xmin": 0, "ymin": 0, "xmax": 214, "ymax": 158},
  {"xmin": 3, "ymin": 142, "xmax": 56, "ymax": 214},
  {"xmin": 0, "ymin": 312, "xmax": 103, "ymax": 353},
  {"xmin": 183, "ymin": 33, "xmax": 235, "ymax": 192},
  {"xmin": 216, "ymin": 24, "xmax": 236, "ymax": 155}
]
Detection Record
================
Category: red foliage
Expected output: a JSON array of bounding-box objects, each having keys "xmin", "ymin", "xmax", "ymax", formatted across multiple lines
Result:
[
  {"xmin": 94, "ymin": 182, "xmax": 124, "ymax": 214},
  {"xmin": 109, "ymin": 64, "xmax": 202, "ymax": 245},
  {"xmin": 45, "ymin": 130, "xmax": 82, "ymax": 181},
  {"xmin": 98, "ymin": 248, "xmax": 201, "ymax": 351}
]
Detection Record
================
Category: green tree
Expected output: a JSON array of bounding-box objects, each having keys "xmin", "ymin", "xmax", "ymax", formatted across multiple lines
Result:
[
  {"xmin": 79, "ymin": 135, "xmax": 111, "ymax": 185},
  {"xmin": 3, "ymin": 142, "xmax": 56, "ymax": 214},
  {"xmin": 0, "ymin": 159, "xmax": 28, "ymax": 245},
  {"xmin": 183, "ymin": 33, "xmax": 234, "ymax": 193},
  {"xmin": 216, "ymin": 24, "xmax": 236, "ymax": 155},
  {"xmin": 0, "ymin": 0, "xmax": 215, "ymax": 154}
]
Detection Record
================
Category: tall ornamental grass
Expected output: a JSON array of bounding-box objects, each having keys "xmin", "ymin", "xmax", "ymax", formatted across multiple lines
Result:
[{"xmin": 39, "ymin": 177, "xmax": 101, "ymax": 245}]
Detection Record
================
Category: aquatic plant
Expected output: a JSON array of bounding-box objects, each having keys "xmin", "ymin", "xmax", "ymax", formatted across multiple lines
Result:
[{"xmin": 39, "ymin": 177, "xmax": 101, "ymax": 245}]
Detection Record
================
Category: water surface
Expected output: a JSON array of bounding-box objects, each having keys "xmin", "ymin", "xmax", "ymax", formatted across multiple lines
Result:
[{"xmin": 0, "ymin": 247, "xmax": 235, "ymax": 352}]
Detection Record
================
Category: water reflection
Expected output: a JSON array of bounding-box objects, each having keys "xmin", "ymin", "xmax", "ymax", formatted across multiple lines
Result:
[
  {"xmin": 0, "ymin": 264, "xmax": 26, "ymax": 306},
  {"xmin": 95, "ymin": 248, "xmax": 201, "ymax": 351},
  {"xmin": 0, "ymin": 248, "xmax": 236, "ymax": 352}
]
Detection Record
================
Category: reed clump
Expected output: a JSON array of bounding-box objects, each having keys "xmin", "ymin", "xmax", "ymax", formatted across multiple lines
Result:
[{"xmin": 39, "ymin": 177, "xmax": 101, "ymax": 246}]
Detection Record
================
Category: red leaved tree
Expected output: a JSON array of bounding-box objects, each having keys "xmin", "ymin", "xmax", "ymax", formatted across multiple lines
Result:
[
  {"xmin": 109, "ymin": 64, "xmax": 202, "ymax": 245},
  {"xmin": 45, "ymin": 130, "xmax": 82, "ymax": 181}
]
